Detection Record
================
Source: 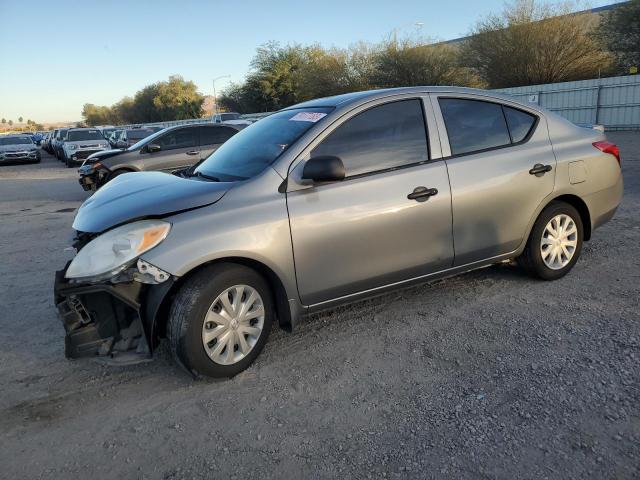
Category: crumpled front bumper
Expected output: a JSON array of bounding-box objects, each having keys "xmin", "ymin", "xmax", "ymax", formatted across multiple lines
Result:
[
  {"xmin": 54, "ymin": 263, "xmax": 174, "ymax": 359},
  {"xmin": 78, "ymin": 170, "xmax": 107, "ymax": 191}
]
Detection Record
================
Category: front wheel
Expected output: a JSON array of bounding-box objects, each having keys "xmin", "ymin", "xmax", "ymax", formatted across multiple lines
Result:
[
  {"xmin": 168, "ymin": 264, "xmax": 274, "ymax": 378},
  {"xmin": 519, "ymin": 201, "xmax": 584, "ymax": 280}
]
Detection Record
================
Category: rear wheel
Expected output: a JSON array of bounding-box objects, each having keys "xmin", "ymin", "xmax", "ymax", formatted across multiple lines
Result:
[
  {"xmin": 519, "ymin": 201, "xmax": 583, "ymax": 280},
  {"xmin": 168, "ymin": 264, "xmax": 274, "ymax": 378}
]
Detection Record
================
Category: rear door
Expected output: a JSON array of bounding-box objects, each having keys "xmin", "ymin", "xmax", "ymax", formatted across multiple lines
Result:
[
  {"xmin": 431, "ymin": 94, "xmax": 556, "ymax": 265},
  {"xmin": 198, "ymin": 125, "xmax": 238, "ymax": 159},
  {"xmin": 145, "ymin": 127, "xmax": 199, "ymax": 172},
  {"xmin": 287, "ymin": 98, "xmax": 454, "ymax": 306}
]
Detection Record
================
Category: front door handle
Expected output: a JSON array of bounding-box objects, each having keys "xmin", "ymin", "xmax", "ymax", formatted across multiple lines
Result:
[
  {"xmin": 529, "ymin": 163, "xmax": 552, "ymax": 176},
  {"xmin": 186, "ymin": 150, "xmax": 199, "ymax": 156},
  {"xmin": 407, "ymin": 186, "xmax": 438, "ymax": 202}
]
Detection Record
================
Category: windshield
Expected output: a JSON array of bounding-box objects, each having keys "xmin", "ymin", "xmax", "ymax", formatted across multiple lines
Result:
[
  {"xmin": 58, "ymin": 129, "xmax": 68, "ymax": 139},
  {"xmin": 127, "ymin": 128, "xmax": 167, "ymax": 151},
  {"xmin": 68, "ymin": 129, "xmax": 104, "ymax": 141},
  {"xmin": 196, "ymin": 108, "xmax": 333, "ymax": 181},
  {"xmin": 0, "ymin": 137, "xmax": 33, "ymax": 145}
]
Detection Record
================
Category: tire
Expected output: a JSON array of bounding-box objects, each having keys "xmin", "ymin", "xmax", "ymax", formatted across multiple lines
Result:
[
  {"xmin": 519, "ymin": 201, "xmax": 584, "ymax": 280},
  {"xmin": 168, "ymin": 263, "xmax": 274, "ymax": 378},
  {"xmin": 64, "ymin": 155, "xmax": 72, "ymax": 168}
]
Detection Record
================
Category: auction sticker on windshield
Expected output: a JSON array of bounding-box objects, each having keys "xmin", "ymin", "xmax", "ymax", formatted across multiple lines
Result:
[{"xmin": 289, "ymin": 112, "xmax": 327, "ymax": 122}]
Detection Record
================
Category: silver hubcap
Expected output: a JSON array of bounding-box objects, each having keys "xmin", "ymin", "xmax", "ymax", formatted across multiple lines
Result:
[
  {"xmin": 540, "ymin": 214, "xmax": 578, "ymax": 270},
  {"xmin": 201, "ymin": 285, "xmax": 265, "ymax": 365}
]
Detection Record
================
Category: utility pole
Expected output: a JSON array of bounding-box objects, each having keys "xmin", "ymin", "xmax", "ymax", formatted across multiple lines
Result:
[{"xmin": 212, "ymin": 75, "xmax": 231, "ymax": 121}]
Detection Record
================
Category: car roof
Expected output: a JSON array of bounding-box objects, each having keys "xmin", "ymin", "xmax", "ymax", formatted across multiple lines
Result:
[{"xmin": 286, "ymin": 86, "xmax": 540, "ymax": 113}]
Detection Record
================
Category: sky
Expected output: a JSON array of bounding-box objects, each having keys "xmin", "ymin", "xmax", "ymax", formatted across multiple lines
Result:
[{"xmin": 0, "ymin": 0, "xmax": 620, "ymax": 123}]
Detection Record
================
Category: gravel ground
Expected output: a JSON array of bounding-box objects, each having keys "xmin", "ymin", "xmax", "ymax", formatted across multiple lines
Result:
[{"xmin": 0, "ymin": 134, "xmax": 638, "ymax": 479}]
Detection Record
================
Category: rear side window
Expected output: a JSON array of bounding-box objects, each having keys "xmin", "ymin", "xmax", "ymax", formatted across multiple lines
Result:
[
  {"xmin": 439, "ymin": 98, "xmax": 510, "ymax": 156},
  {"xmin": 156, "ymin": 129, "xmax": 196, "ymax": 151},
  {"xmin": 504, "ymin": 106, "xmax": 536, "ymax": 143},
  {"xmin": 311, "ymin": 99, "xmax": 428, "ymax": 177},
  {"xmin": 200, "ymin": 126, "xmax": 237, "ymax": 146}
]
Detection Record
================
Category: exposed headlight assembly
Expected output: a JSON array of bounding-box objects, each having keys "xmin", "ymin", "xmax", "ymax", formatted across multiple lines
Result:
[
  {"xmin": 65, "ymin": 220, "xmax": 171, "ymax": 280},
  {"xmin": 67, "ymin": 144, "xmax": 78, "ymax": 150}
]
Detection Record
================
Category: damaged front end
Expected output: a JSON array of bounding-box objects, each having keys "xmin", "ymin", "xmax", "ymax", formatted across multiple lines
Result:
[
  {"xmin": 55, "ymin": 258, "xmax": 174, "ymax": 362},
  {"xmin": 54, "ymin": 222, "xmax": 175, "ymax": 363}
]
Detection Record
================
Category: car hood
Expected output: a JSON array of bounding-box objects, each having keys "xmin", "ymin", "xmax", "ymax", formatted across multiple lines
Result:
[
  {"xmin": 86, "ymin": 148, "xmax": 126, "ymax": 163},
  {"xmin": 72, "ymin": 171, "xmax": 231, "ymax": 233},
  {"xmin": 0, "ymin": 144, "xmax": 36, "ymax": 152}
]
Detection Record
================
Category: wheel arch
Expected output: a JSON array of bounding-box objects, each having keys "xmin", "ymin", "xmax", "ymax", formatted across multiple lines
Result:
[
  {"xmin": 548, "ymin": 194, "xmax": 592, "ymax": 240},
  {"xmin": 153, "ymin": 256, "xmax": 293, "ymax": 344}
]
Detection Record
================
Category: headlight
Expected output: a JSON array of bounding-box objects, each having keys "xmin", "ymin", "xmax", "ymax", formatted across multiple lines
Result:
[
  {"xmin": 100, "ymin": 143, "xmax": 109, "ymax": 148},
  {"xmin": 65, "ymin": 220, "xmax": 171, "ymax": 280},
  {"xmin": 67, "ymin": 144, "xmax": 78, "ymax": 150}
]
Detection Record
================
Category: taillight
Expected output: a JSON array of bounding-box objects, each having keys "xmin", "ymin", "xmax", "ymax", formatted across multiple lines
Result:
[{"xmin": 593, "ymin": 141, "xmax": 621, "ymax": 166}]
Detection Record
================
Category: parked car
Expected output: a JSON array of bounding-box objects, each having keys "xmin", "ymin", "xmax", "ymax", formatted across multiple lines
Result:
[
  {"xmin": 106, "ymin": 129, "xmax": 123, "ymax": 148},
  {"xmin": 114, "ymin": 128, "xmax": 156, "ymax": 149},
  {"xmin": 0, "ymin": 135, "xmax": 41, "ymax": 164},
  {"xmin": 40, "ymin": 132, "xmax": 51, "ymax": 152},
  {"xmin": 55, "ymin": 87, "xmax": 623, "ymax": 378},
  {"xmin": 53, "ymin": 128, "xmax": 70, "ymax": 160},
  {"xmin": 214, "ymin": 112, "xmax": 252, "ymax": 127},
  {"xmin": 60, "ymin": 128, "xmax": 111, "ymax": 167},
  {"xmin": 78, "ymin": 124, "xmax": 242, "ymax": 191},
  {"xmin": 44, "ymin": 130, "xmax": 57, "ymax": 153}
]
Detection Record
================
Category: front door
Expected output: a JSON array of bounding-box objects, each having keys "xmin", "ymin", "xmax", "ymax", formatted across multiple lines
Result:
[
  {"xmin": 287, "ymin": 99, "xmax": 454, "ymax": 306},
  {"xmin": 146, "ymin": 127, "xmax": 200, "ymax": 172}
]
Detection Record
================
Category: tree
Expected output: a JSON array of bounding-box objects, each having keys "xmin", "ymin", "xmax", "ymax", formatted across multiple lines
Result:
[
  {"xmin": 460, "ymin": 0, "xmax": 614, "ymax": 88},
  {"xmin": 8, "ymin": 120, "xmax": 13, "ymax": 126},
  {"xmin": 153, "ymin": 75, "xmax": 205, "ymax": 120},
  {"xmin": 18, "ymin": 116, "xmax": 23, "ymax": 123},
  {"xmin": 81, "ymin": 75, "xmax": 206, "ymax": 124},
  {"xmin": 1, "ymin": 118, "xmax": 5, "ymax": 124},
  {"xmin": 372, "ymin": 38, "xmax": 482, "ymax": 88},
  {"xmin": 82, "ymin": 103, "xmax": 114, "ymax": 126},
  {"xmin": 596, "ymin": 0, "xmax": 640, "ymax": 73}
]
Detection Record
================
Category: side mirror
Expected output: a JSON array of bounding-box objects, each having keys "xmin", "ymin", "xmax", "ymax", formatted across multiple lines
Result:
[
  {"xmin": 147, "ymin": 143, "xmax": 161, "ymax": 153},
  {"xmin": 302, "ymin": 156, "xmax": 346, "ymax": 183}
]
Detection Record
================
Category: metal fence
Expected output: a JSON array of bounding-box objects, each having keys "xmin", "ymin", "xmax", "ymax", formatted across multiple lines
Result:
[
  {"xmin": 494, "ymin": 74, "xmax": 640, "ymax": 131},
  {"xmin": 116, "ymin": 112, "xmax": 267, "ymax": 130}
]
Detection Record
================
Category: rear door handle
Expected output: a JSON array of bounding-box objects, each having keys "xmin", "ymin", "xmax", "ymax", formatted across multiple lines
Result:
[
  {"xmin": 529, "ymin": 163, "xmax": 552, "ymax": 176},
  {"xmin": 186, "ymin": 150, "xmax": 199, "ymax": 156},
  {"xmin": 407, "ymin": 186, "xmax": 438, "ymax": 202}
]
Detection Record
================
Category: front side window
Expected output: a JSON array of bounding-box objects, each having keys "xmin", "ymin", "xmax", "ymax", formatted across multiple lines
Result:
[
  {"xmin": 311, "ymin": 99, "xmax": 428, "ymax": 177},
  {"xmin": 200, "ymin": 126, "xmax": 237, "ymax": 146},
  {"xmin": 196, "ymin": 107, "xmax": 333, "ymax": 181},
  {"xmin": 156, "ymin": 128, "xmax": 197, "ymax": 151},
  {"xmin": 439, "ymin": 98, "xmax": 511, "ymax": 156}
]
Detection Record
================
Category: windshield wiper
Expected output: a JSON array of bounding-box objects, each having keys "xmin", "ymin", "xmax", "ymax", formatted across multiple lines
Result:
[{"xmin": 191, "ymin": 171, "xmax": 220, "ymax": 182}]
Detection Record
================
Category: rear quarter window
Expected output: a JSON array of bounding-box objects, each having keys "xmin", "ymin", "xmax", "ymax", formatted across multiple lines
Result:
[{"xmin": 504, "ymin": 106, "xmax": 537, "ymax": 143}]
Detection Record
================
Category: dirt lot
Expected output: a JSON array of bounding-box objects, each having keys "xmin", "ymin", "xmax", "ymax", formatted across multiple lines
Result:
[{"xmin": 1, "ymin": 134, "xmax": 638, "ymax": 479}]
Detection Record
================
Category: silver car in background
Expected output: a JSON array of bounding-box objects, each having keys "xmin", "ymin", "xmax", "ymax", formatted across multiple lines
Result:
[
  {"xmin": 61, "ymin": 128, "xmax": 111, "ymax": 167},
  {"xmin": 0, "ymin": 135, "xmax": 41, "ymax": 164},
  {"xmin": 54, "ymin": 87, "xmax": 623, "ymax": 378}
]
